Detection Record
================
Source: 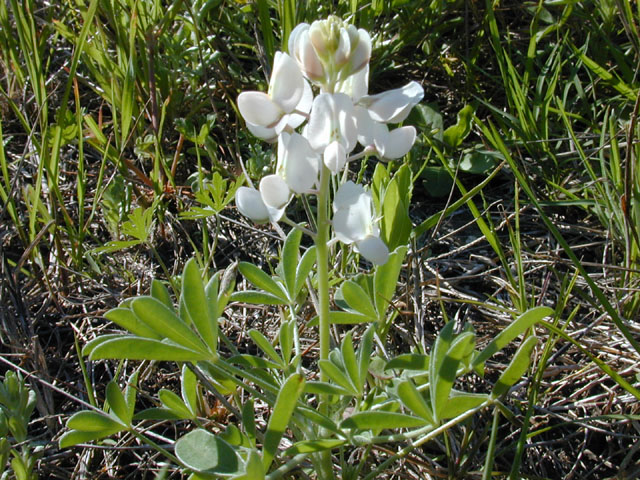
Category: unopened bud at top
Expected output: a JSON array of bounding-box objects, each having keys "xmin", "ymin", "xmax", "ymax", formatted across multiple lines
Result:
[{"xmin": 289, "ymin": 16, "xmax": 371, "ymax": 90}]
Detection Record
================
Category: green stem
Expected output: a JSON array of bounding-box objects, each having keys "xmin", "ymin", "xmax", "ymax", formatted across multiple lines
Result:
[
  {"xmin": 315, "ymin": 164, "xmax": 332, "ymax": 379},
  {"xmin": 315, "ymin": 165, "xmax": 334, "ymax": 480}
]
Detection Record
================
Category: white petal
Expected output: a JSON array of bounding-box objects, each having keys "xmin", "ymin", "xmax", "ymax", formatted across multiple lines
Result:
[
  {"xmin": 307, "ymin": 93, "xmax": 357, "ymax": 152},
  {"xmin": 377, "ymin": 126, "xmax": 416, "ymax": 160},
  {"xmin": 354, "ymin": 106, "xmax": 376, "ymax": 147},
  {"xmin": 306, "ymin": 93, "xmax": 334, "ymax": 151},
  {"xmin": 338, "ymin": 64, "xmax": 369, "ymax": 102},
  {"xmin": 356, "ymin": 235, "xmax": 389, "ymax": 265},
  {"xmin": 332, "ymin": 181, "xmax": 373, "ymax": 244},
  {"xmin": 285, "ymin": 80, "xmax": 313, "ymax": 130},
  {"xmin": 324, "ymin": 141, "xmax": 346, "ymax": 174},
  {"xmin": 238, "ymin": 91, "xmax": 282, "ymax": 127},
  {"xmin": 371, "ymin": 120, "xmax": 391, "ymax": 156},
  {"xmin": 335, "ymin": 93, "xmax": 357, "ymax": 152},
  {"xmin": 298, "ymin": 30, "xmax": 325, "ymax": 81},
  {"xmin": 361, "ymin": 81, "xmax": 424, "ymax": 123},
  {"xmin": 333, "ymin": 180, "xmax": 365, "ymax": 210},
  {"xmin": 288, "ymin": 23, "xmax": 309, "ymax": 57},
  {"xmin": 269, "ymin": 52, "xmax": 304, "ymax": 113},
  {"xmin": 235, "ymin": 187, "xmax": 270, "ymax": 223},
  {"xmin": 259, "ymin": 174, "xmax": 290, "ymax": 209},
  {"xmin": 334, "ymin": 27, "xmax": 351, "ymax": 67},
  {"xmin": 245, "ymin": 121, "xmax": 277, "ymax": 142},
  {"xmin": 346, "ymin": 29, "xmax": 371, "ymax": 76},
  {"xmin": 279, "ymin": 132, "xmax": 319, "ymax": 193}
]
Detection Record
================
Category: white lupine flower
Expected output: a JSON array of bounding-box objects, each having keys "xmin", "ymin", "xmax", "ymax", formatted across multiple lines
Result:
[
  {"xmin": 237, "ymin": 52, "xmax": 312, "ymax": 140},
  {"xmin": 235, "ymin": 186, "xmax": 285, "ymax": 223},
  {"xmin": 276, "ymin": 132, "xmax": 320, "ymax": 193},
  {"xmin": 306, "ymin": 93, "xmax": 357, "ymax": 170},
  {"xmin": 332, "ymin": 181, "xmax": 389, "ymax": 265}
]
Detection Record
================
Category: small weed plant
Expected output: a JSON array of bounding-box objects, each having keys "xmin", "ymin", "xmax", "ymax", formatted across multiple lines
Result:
[{"xmin": 60, "ymin": 16, "xmax": 552, "ymax": 479}]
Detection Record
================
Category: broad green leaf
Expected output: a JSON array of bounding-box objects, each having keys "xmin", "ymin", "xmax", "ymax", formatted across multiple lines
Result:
[
  {"xmin": 340, "ymin": 281, "xmax": 377, "ymax": 319},
  {"xmin": 175, "ymin": 429, "xmax": 240, "ymax": 475},
  {"xmin": 124, "ymin": 370, "xmax": 138, "ymax": 421},
  {"xmin": 249, "ymin": 329, "xmax": 284, "ymax": 367},
  {"xmin": 67, "ymin": 411, "xmax": 124, "ymax": 432},
  {"xmin": 294, "ymin": 246, "xmax": 316, "ymax": 298},
  {"xmin": 304, "ymin": 381, "xmax": 352, "ymax": 396},
  {"xmin": 459, "ymin": 149, "xmax": 499, "ymax": 174},
  {"xmin": 231, "ymin": 290, "xmax": 287, "ymax": 306},
  {"xmin": 131, "ymin": 297, "xmax": 207, "ymax": 354},
  {"xmin": 104, "ymin": 308, "xmax": 162, "ymax": 339},
  {"xmin": 491, "ymin": 336, "xmax": 538, "ymax": 398},
  {"xmin": 281, "ymin": 228, "xmax": 302, "ymax": 297},
  {"xmin": 88, "ymin": 337, "xmax": 210, "ymax": 362},
  {"xmin": 238, "ymin": 262, "xmax": 288, "ymax": 302},
  {"xmin": 386, "ymin": 353, "xmax": 430, "ymax": 372},
  {"xmin": 233, "ymin": 449, "xmax": 265, "ymax": 480},
  {"xmin": 340, "ymin": 411, "xmax": 428, "ymax": 430},
  {"xmin": 473, "ymin": 306, "xmax": 552, "ymax": 367},
  {"xmin": 82, "ymin": 334, "xmax": 128, "ymax": 357},
  {"xmin": 263, "ymin": 373, "xmax": 305, "ymax": 470},
  {"xmin": 374, "ymin": 245, "xmax": 407, "ymax": 317},
  {"xmin": 205, "ymin": 272, "xmax": 221, "ymax": 319},
  {"xmin": 228, "ymin": 354, "xmax": 281, "ymax": 370},
  {"xmin": 318, "ymin": 360, "xmax": 357, "ymax": 394},
  {"xmin": 420, "ymin": 167, "xmax": 454, "ymax": 198},
  {"xmin": 443, "ymin": 104, "xmax": 474, "ymax": 148},
  {"xmin": 284, "ymin": 439, "xmax": 346, "ymax": 455},
  {"xmin": 242, "ymin": 399, "xmax": 257, "ymax": 448},
  {"xmin": 59, "ymin": 428, "xmax": 123, "ymax": 449},
  {"xmin": 433, "ymin": 332, "xmax": 475, "ymax": 420},
  {"xmin": 134, "ymin": 408, "xmax": 182, "ymax": 421},
  {"xmin": 358, "ymin": 325, "xmax": 375, "ymax": 392},
  {"xmin": 429, "ymin": 322, "xmax": 456, "ymax": 419},
  {"xmin": 380, "ymin": 165, "xmax": 413, "ymax": 251},
  {"xmin": 341, "ymin": 331, "xmax": 360, "ymax": 394},
  {"xmin": 279, "ymin": 320, "xmax": 294, "ymax": 365},
  {"xmin": 159, "ymin": 389, "xmax": 194, "ymax": 419},
  {"xmin": 297, "ymin": 406, "xmax": 340, "ymax": 434},
  {"xmin": 151, "ymin": 279, "xmax": 173, "ymax": 309},
  {"xmin": 181, "ymin": 365, "xmax": 199, "ymax": 418},
  {"xmin": 440, "ymin": 391, "xmax": 489, "ymax": 420},
  {"xmin": 397, "ymin": 380, "xmax": 434, "ymax": 424},
  {"xmin": 182, "ymin": 258, "xmax": 217, "ymax": 352},
  {"xmin": 219, "ymin": 424, "xmax": 248, "ymax": 447},
  {"xmin": 106, "ymin": 381, "xmax": 130, "ymax": 425}
]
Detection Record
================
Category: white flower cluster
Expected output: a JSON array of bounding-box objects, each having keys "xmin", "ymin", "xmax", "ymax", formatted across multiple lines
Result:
[{"xmin": 235, "ymin": 16, "xmax": 423, "ymax": 265}]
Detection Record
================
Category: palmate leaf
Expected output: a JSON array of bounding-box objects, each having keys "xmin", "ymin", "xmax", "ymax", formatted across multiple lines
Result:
[{"xmin": 433, "ymin": 331, "xmax": 476, "ymax": 421}]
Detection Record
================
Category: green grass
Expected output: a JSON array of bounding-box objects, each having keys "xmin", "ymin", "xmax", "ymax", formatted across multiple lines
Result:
[{"xmin": 1, "ymin": 0, "xmax": 640, "ymax": 478}]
